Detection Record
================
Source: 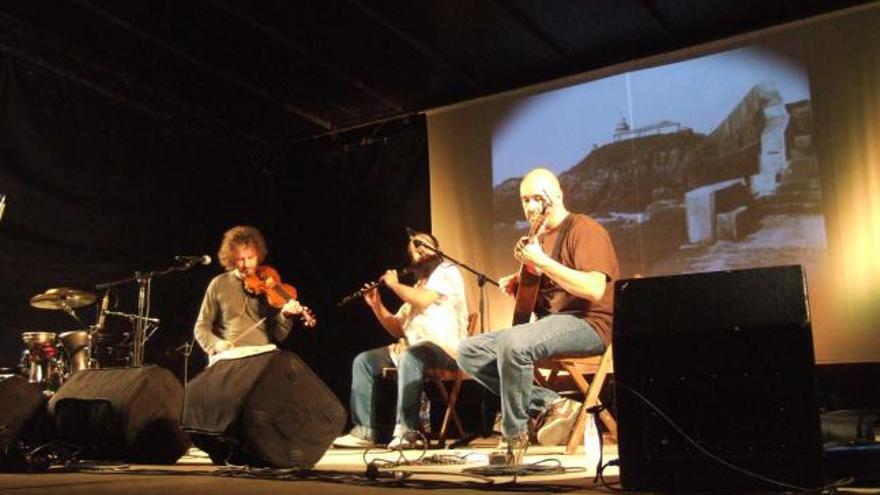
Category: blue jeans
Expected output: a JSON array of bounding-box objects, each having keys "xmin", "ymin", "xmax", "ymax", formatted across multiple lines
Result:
[
  {"xmin": 348, "ymin": 342, "xmax": 457, "ymax": 440},
  {"xmin": 457, "ymin": 314, "xmax": 605, "ymax": 438}
]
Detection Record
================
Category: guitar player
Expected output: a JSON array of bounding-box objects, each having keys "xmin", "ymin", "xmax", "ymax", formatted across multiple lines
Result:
[{"xmin": 457, "ymin": 167, "xmax": 620, "ymax": 464}]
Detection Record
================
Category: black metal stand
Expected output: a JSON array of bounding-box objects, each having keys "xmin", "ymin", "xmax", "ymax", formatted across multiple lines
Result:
[
  {"xmin": 95, "ymin": 258, "xmax": 206, "ymax": 367},
  {"xmin": 161, "ymin": 338, "xmax": 196, "ymax": 423},
  {"xmin": 414, "ymin": 242, "xmax": 503, "ymax": 448},
  {"xmin": 448, "ymin": 391, "xmax": 501, "ymax": 449},
  {"xmin": 179, "ymin": 339, "xmax": 195, "ymax": 423},
  {"xmin": 413, "ymin": 242, "xmax": 499, "ymax": 310}
]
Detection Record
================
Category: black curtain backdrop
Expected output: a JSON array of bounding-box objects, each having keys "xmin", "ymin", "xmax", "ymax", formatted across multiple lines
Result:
[{"xmin": 0, "ymin": 56, "xmax": 430, "ymax": 402}]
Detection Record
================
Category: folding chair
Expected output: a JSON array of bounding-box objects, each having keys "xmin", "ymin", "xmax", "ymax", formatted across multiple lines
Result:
[
  {"xmin": 534, "ymin": 344, "xmax": 617, "ymax": 454},
  {"xmin": 382, "ymin": 312, "xmax": 479, "ymax": 447}
]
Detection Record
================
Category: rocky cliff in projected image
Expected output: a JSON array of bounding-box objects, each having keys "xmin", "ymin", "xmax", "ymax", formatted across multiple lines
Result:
[{"xmin": 493, "ymin": 82, "xmax": 826, "ymax": 277}]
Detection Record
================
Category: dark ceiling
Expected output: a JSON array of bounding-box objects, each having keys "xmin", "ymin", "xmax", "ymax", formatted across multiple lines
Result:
[{"xmin": 0, "ymin": 0, "xmax": 870, "ymax": 149}]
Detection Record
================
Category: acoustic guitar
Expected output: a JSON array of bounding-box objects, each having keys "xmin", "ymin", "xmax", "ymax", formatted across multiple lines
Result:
[{"xmin": 511, "ymin": 200, "xmax": 552, "ymax": 325}]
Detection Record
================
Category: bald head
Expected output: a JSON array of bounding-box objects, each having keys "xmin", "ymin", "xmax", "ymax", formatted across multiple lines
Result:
[
  {"xmin": 521, "ymin": 168, "xmax": 562, "ymax": 199},
  {"xmin": 519, "ymin": 167, "xmax": 567, "ymax": 225}
]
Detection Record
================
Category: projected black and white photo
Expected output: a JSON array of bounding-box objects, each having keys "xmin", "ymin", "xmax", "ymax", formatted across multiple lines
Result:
[{"xmin": 491, "ymin": 46, "xmax": 827, "ymax": 278}]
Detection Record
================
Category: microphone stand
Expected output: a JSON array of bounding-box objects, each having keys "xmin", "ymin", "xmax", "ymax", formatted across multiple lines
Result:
[
  {"xmin": 165, "ymin": 339, "xmax": 196, "ymax": 423},
  {"xmin": 413, "ymin": 242, "xmax": 501, "ymax": 448},
  {"xmin": 413, "ymin": 241, "xmax": 498, "ymax": 331},
  {"xmin": 95, "ymin": 259, "xmax": 206, "ymax": 367}
]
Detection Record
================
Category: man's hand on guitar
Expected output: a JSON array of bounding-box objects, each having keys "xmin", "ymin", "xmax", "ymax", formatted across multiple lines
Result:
[
  {"xmin": 515, "ymin": 237, "xmax": 549, "ymax": 269},
  {"xmin": 499, "ymin": 272, "xmax": 520, "ymax": 296},
  {"xmin": 513, "ymin": 236, "xmax": 528, "ymax": 262}
]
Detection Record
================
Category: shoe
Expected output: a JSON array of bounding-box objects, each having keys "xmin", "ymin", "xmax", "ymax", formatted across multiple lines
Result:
[
  {"xmin": 333, "ymin": 433, "xmax": 376, "ymax": 448},
  {"xmin": 387, "ymin": 434, "xmax": 426, "ymax": 450},
  {"xmin": 535, "ymin": 398, "xmax": 582, "ymax": 446},
  {"xmin": 503, "ymin": 431, "xmax": 529, "ymax": 465}
]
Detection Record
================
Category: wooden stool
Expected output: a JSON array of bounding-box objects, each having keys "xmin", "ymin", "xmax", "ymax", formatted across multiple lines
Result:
[{"xmin": 534, "ymin": 344, "xmax": 616, "ymax": 454}]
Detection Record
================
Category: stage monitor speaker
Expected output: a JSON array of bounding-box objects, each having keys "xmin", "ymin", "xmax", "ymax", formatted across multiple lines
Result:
[
  {"xmin": 612, "ymin": 265, "xmax": 824, "ymax": 491},
  {"xmin": 0, "ymin": 375, "xmax": 45, "ymax": 448},
  {"xmin": 182, "ymin": 350, "xmax": 346, "ymax": 468},
  {"xmin": 47, "ymin": 366, "xmax": 189, "ymax": 464}
]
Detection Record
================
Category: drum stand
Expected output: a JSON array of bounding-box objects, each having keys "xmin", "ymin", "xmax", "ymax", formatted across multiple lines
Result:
[
  {"xmin": 103, "ymin": 309, "xmax": 160, "ymax": 367},
  {"xmin": 96, "ymin": 258, "xmax": 205, "ymax": 367},
  {"xmin": 132, "ymin": 272, "xmax": 152, "ymax": 367}
]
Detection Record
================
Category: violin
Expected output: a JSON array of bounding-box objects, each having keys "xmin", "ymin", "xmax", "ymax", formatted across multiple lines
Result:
[{"xmin": 243, "ymin": 265, "xmax": 317, "ymax": 327}]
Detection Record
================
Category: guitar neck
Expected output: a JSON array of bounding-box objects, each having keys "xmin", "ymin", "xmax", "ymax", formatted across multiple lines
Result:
[{"xmin": 511, "ymin": 213, "xmax": 548, "ymax": 326}]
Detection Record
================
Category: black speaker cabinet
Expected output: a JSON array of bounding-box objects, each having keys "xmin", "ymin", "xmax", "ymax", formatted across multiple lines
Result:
[
  {"xmin": 612, "ymin": 265, "xmax": 824, "ymax": 491},
  {"xmin": 47, "ymin": 366, "xmax": 189, "ymax": 464},
  {"xmin": 0, "ymin": 375, "xmax": 45, "ymax": 448},
  {"xmin": 183, "ymin": 350, "xmax": 345, "ymax": 468}
]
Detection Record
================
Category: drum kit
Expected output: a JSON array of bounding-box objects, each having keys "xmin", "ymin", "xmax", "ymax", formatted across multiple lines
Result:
[
  {"xmin": 19, "ymin": 287, "xmax": 126, "ymax": 393},
  {"xmin": 13, "ymin": 259, "xmax": 204, "ymax": 393}
]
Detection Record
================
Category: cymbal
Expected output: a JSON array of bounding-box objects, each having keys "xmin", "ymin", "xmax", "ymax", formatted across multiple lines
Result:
[{"xmin": 30, "ymin": 287, "xmax": 97, "ymax": 310}]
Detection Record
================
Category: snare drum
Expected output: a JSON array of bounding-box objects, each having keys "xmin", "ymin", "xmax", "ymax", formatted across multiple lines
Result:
[
  {"xmin": 21, "ymin": 331, "xmax": 60, "ymax": 385},
  {"xmin": 59, "ymin": 330, "xmax": 91, "ymax": 374}
]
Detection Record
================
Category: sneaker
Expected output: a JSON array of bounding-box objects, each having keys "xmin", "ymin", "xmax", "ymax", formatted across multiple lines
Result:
[
  {"xmin": 387, "ymin": 434, "xmax": 426, "ymax": 450},
  {"xmin": 535, "ymin": 398, "xmax": 582, "ymax": 446},
  {"xmin": 333, "ymin": 433, "xmax": 376, "ymax": 448}
]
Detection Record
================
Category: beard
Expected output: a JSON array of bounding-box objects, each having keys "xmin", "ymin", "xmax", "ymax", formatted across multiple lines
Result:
[{"xmin": 409, "ymin": 254, "xmax": 443, "ymax": 282}]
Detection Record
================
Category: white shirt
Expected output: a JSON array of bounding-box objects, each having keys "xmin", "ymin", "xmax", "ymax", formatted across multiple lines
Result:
[{"xmin": 393, "ymin": 262, "xmax": 468, "ymax": 358}]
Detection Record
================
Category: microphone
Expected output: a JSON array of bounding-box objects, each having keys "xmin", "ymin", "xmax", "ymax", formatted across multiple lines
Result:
[
  {"xmin": 175, "ymin": 254, "xmax": 211, "ymax": 265},
  {"xmin": 407, "ymin": 227, "xmax": 427, "ymax": 248},
  {"xmin": 406, "ymin": 228, "xmax": 437, "ymax": 251},
  {"xmin": 95, "ymin": 291, "xmax": 109, "ymax": 331},
  {"xmin": 104, "ymin": 310, "xmax": 160, "ymax": 324}
]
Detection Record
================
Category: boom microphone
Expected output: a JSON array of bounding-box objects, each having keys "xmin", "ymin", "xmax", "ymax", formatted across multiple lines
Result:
[
  {"xmin": 95, "ymin": 291, "xmax": 109, "ymax": 331},
  {"xmin": 174, "ymin": 255, "xmax": 211, "ymax": 265}
]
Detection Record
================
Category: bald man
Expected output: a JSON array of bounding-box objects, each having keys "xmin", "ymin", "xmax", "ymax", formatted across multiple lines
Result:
[{"xmin": 457, "ymin": 168, "xmax": 619, "ymax": 464}]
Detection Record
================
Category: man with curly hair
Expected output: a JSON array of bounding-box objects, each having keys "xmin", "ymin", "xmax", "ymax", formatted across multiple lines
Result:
[{"xmin": 193, "ymin": 225, "xmax": 309, "ymax": 358}]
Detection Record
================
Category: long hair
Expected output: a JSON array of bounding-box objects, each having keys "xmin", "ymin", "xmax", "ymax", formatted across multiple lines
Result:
[{"xmin": 217, "ymin": 225, "xmax": 268, "ymax": 270}]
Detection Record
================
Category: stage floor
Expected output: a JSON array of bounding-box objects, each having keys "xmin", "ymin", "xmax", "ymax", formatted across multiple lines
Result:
[{"xmin": 0, "ymin": 436, "xmax": 616, "ymax": 495}]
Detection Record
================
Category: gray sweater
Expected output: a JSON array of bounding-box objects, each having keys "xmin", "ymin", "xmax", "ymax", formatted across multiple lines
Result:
[{"xmin": 193, "ymin": 271, "xmax": 294, "ymax": 353}]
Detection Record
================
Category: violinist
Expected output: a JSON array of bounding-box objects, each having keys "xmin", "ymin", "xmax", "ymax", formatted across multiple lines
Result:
[
  {"xmin": 333, "ymin": 231, "xmax": 469, "ymax": 450},
  {"xmin": 193, "ymin": 225, "xmax": 308, "ymax": 359}
]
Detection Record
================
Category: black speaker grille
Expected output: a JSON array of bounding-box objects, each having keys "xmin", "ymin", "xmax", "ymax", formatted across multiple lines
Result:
[{"xmin": 612, "ymin": 265, "xmax": 823, "ymax": 491}]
